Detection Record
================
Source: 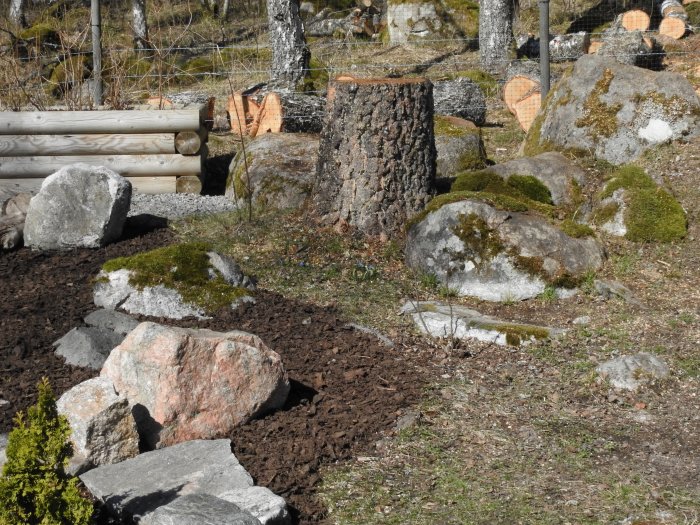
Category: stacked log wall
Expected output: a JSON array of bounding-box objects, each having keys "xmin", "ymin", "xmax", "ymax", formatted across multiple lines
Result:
[{"xmin": 0, "ymin": 107, "xmax": 210, "ymax": 194}]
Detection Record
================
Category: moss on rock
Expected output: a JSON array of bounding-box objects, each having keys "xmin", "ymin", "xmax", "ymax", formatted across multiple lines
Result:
[
  {"xmin": 560, "ymin": 219, "xmax": 595, "ymax": 238},
  {"xmin": 575, "ymin": 68, "xmax": 621, "ymax": 139},
  {"xmin": 102, "ymin": 242, "xmax": 251, "ymax": 312}
]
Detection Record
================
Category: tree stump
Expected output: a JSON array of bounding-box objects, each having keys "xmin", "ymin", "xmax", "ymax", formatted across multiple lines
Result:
[{"xmin": 313, "ymin": 77, "xmax": 436, "ymax": 238}]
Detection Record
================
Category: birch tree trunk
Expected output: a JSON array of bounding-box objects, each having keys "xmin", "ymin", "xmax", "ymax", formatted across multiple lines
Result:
[
  {"xmin": 133, "ymin": 0, "xmax": 149, "ymax": 50},
  {"xmin": 479, "ymin": 0, "xmax": 515, "ymax": 72},
  {"xmin": 9, "ymin": 0, "xmax": 27, "ymax": 28},
  {"xmin": 267, "ymin": 0, "xmax": 310, "ymax": 89}
]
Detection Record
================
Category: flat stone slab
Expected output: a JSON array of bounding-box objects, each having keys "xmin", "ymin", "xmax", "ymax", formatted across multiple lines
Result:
[
  {"xmin": 80, "ymin": 439, "xmax": 288, "ymax": 524},
  {"xmin": 84, "ymin": 309, "xmax": 140, "ymax": 335},
  {"xmin": 596, "ymin": 352, "xmax": 670, "ymax": 391},
  {"xmin": 53, "ymin": 326, "xmax": 125, "ymax": 370},
  {"xmin": 140, "ymin": 494, "xmax": 262, "ymax": 525},
  {"xmin": 402, "ymin": 300, "xmax": 564, "ymax": 346}
]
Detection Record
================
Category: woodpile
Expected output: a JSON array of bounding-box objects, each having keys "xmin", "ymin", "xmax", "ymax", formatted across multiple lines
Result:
[
  {"xmin": 503, "ymin": 61, "xmax": 541, "ymax": 132},
  {"xmin": 614, "ymin": 9, "xmax": 651, "ymax": 32},
  {"xmin": 227, "ymin": 85, "xmax": 324, "ymax": 138},
  {"xmin": 659, "ymin": 0, "xmax": 689, "ymax": 39},
  {"xmin": 0, "ymin": 105, "xmax": 209, "ymax": 195}
]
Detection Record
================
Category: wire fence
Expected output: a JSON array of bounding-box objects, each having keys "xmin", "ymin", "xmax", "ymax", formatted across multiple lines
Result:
[{"xmin": 0, "ymin": 0, "xmax": 698, "ymax": 131}]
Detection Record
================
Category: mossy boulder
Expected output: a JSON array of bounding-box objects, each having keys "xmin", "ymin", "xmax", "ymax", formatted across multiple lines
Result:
[
  {"xmin": 434, "ymin": 116, "xmax": 487, "ymax": 186},
  {"xmin": 593, "ymin": 165, "xmax": 687, "ymax": 242},
  {"xmin": 225, "ymin": 133, "xmax": 319, "ymax": 211},
  {"xmin": 480, "ymin": 152, "xmax": 586, "ymax": 206},
  {"xmin": 405, "ymin": 200, "xmax": 605, "ymax": 301},
  {"xmin": 94, "ymin": 243, "xmax": 256, "ymax": 319},
  {"xmin": 524, "ymin": 55, "xmax": 700, "ymax": 165}
]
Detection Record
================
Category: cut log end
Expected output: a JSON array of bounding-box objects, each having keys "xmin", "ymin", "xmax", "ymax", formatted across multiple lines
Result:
[
  {"xmin": 588, "ymin": 40, "xmax": 603, "ymax": 54},
  {"xmin": 503, "ymin": 75, "xmax": 539, "ymax": 113},
  {"xmin": 176, "ymin": 175, "xmax": 202, "ymax": 194},
  {"xmin": 621, "ymin": 10, "xmax": 651, "ymax": 31},
  {"xmin": 174, "ymin": 131, "xmax": 202, "ymax": 155},
  {"xmin": 659, "ymin": 16, "xmax": 687, "ymax": 39},
  {"xmin": 513, "ymin": 92, "xmax": 541, "ymax": 132}
]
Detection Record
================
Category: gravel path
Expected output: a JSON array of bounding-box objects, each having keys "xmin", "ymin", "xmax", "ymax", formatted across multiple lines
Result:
[{"xmin": 128, "ymin": 193, "xmax": 237, "ymax": 220}]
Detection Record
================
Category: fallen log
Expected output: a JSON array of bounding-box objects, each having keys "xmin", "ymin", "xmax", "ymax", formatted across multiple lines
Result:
[
  {"xmin": 549, "ymin": 32, "xmax": 591, "ymax": 62},
  {"xmin": 6, "ymin": 177, "xmax": 177, "ymax": 195},
  {"xmin": 227, "ymin": 87, "xmax": 324, "ymax": 137},
  {"xmin": 659, "ymin": 0, "xmax": 689, "ymax": 39}
]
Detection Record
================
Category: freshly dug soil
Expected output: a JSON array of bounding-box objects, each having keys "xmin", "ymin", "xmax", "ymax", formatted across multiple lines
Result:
[{"xmin": 0, "ymin": 220, "xmax": 430, "ymax": 524}]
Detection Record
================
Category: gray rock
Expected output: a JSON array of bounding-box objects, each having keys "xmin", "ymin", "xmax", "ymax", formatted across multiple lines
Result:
[
  {"xmin": 220, "ymin": 487, "xmax": 290, "ymax": 525},
  {"xmin": 81, "ymin": 440, "xmax": 254, "ymax": 518},
  {"xmin": 596, "ymin": 353, "xmax": 670, "ymax": 391},
  {"xmin": 526, "ymin": 55, "xmax": 700, "ymax": 165},
  {"xmin": 84, "ymin": 309, "xmax": 140, "ymax": 336},
  {"xmin": 207, "ymin": 252, "xmax": 257, "ymax": 290},
  {"xmin": 594, "ymin": 279, "xmax": 642, "ymax": 306},
  {"xmin": 573, "ymin": 316, "xmax": 591, "ymax": 325},
  {"xmin": 401, "ymin": 300, "xmax": 564, "ymax": 345},
  {"xmin": 140, "ymin": 494, "xmax": 262, "ymax": 525},
  {"xmin": 225, "ymin": 133, "xmax": 318, "ymax": 211},
  {"xmin": 434, "ymin": 117, "xmax": 487, "ymax": 183},
  {"xmin": 0, "ymin": 433, "xmax": 7, "ymax": 471},
  {"xmin": 405, "ymin": 200, "xmax": 605, "ymax": 301},
  {"xmin": 80, "ymin": 439, "xmax": 287, "ymax": 524},
  {"xmin": 56, "ymin": 377, "xmax": 139, "ymax": 470},
  {"xmin": 53, "ymin": 326, "xmax": 125, "ymax": 370},
  {"xmin": 597, "ymin": 189, "xmax": 627, "ymax": 237},
  {"xmin": 433, "ymin": 78, "xmax": 487, "ymax": 126},
  {"xmin": 484, "ymin": 152, "xmax": 587, "ymax": 206},
  {"xmin": 387, "ymin": 1, "xmax": 443, "ymax": 43},
  {"xmin": 24, "ymin": 164, "xmax": 131, "ymax": 250},
  {"xmin": 598, "ymin": 28, "xmax": 654, "ymax": 67},
  {"xmin": 120, "ymin": 285, "xmax": 209, "ymax": 320}
]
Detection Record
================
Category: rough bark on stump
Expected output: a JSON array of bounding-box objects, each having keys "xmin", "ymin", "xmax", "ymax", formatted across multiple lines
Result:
[
  {"xmin": 479, "ymin": 0, "xmax": 515, "ymax": 71},
  {"xmin": 549, "ymin": 32, "xmax": 590, "ymax": 62},
  {"xmin": 313, "ymin": 77, "xmax": 436, "ymax": 238},
  {"xmin": 599, "ymin": 28, "xmax": 655, "ymax": 67},
  {"xmin": 267, "ymin": 0, "xmax": 311, "ymax": 89}
]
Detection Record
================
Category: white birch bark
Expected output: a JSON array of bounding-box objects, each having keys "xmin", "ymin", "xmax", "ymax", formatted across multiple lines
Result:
[
  {"xmin": 9, "ymin": 0, "xmax": 27, "ymax": 28},
  {"xmin": 133, "ymin": 0, "xmax": 149, "ymax": 49},
  {"xmin": 267, "ymin": 0, "xmax": 310, "ymax": 89},
  {"xmin": 479, "ymin": 0, "xmax": 515, "ymax": 71}
]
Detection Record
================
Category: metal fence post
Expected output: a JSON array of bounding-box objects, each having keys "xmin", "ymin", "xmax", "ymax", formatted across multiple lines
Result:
[
  {"xmin": 91, "ymin": 0, "xmax": 102, "ymax": 107},
  {"xmin": 539, "ymin": 0, "xmax": 550, "ymax": 105}
]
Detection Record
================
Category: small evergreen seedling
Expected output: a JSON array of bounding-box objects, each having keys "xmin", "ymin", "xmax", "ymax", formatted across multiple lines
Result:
[{"xmin": 0, "ymin": 378, "xmax": 93, "ymax": 525}]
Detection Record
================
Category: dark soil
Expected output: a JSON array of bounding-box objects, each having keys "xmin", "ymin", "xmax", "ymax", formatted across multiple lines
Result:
[{"xmin": 0, "ymin": 220, "xmax": 430, "ymax": 524}]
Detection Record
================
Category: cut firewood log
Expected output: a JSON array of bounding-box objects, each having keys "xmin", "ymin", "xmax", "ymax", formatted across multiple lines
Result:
[
  {"xmin": 512, "ymin": 92, "xmax": 541, "ymax": 132},
  {"xmin": 503, "ymin": 61, "xmax": 540, "ymax": 114},
  {"xmin": 144, "ymin": 93, "xmax": 215, "ymax": 129},
  {"xmin": 659, "ymin": 0, "xmax": 689, "ymax": 39},
  {"xmin": 549, "ymin": 32, "xmax": 591, "ymax": 62},
  {"xmin": 588, "ymin": 40, "xmax": 603, "ymax": 53},
  {"xmin": 614, "ymin": 10, "xmax": 651, "ymax": 32},
  {"xmin": 229, "ymin": 86, "xmax": 325, "ymax": 138}
]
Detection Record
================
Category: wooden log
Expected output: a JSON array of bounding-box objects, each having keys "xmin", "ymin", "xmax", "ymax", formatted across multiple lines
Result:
[
  {"xmin": 616, "ymin": 10, "xmax": 651, "ymax": 31},
  {"xmin": 2, "ymin": 192, "xmax": 31, "ymax": 216},
  {"xmin": 660, "ymin": 0, "xmax": 688, "ymax": 18},
  {"xmin": 176, "ymin": 175, "xmax": 202, "ymax": 194},
  {"xmin": 512, "ymin": 92, "xmax": 541, "ymax": 132},
  {"xmin": 659, "ymin": 16, "xmax": 688, "ymax": 39},
  {"xmin": 0, "ymin": 110, "xmax": 202, "ymax": 135},
  {"xmin": 503, "ymin": 64, "xmax": 539, "ymax": 114},
  {"xmin": 5, "ymin": 177, "xmax": 177, "ymax": 194},
  {"xmin": 0, "ymin": 133, "xmax": 177, "ymax": 157},
  {"xmin": 549, "ymin": 32, "xmax": 591, "ymax": 62},
  {"xmin": 588, "ymin": 40, "xmax": 603, "ymax": 53},
  {"xmin": 174, "ymin": 131, "xmax": 203, "ymax": 155},
  {"xmin": 0, "ymin": 154, "xmax": 202, "ymax": 178},
  {"xmin": 143, "ymin": 93, "xmax": 216, "ymax": 129},
  {"xmin": 313, "ymin": 77, "xmax": 435, "ymax": 238}
]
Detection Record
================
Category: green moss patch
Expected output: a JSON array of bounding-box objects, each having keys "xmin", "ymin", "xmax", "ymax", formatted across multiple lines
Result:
[
  {"xmin": 434, "ymin": 116, "xmax": 478, "ymax": 137},
  {"xmin": 226, "ymin": 153, "xmax": 253, "ymax": 201},
  {"xmin": 479, "ymin": 322, "xmax": 551, "ymax": 346},
  {"xmin": 451, "ymin": 213, "xmax": 502, "ymax": 268},
  {"xmin": 600, "ymin": 165, "xmax": 656, "ymax": 198},
  {"xmin": 592, "ymin": 201, "xmax": 620, "ymax": 226},
  {"xmin": 452, "ymin": 170, "xmax": 554, "ymax": 210},
  {"xmin": 687, "ymin": 3, "xmax": 700, "ymax": 26},
  {"xmin": 507, "ymin": 175, "xmax": 553, "ymax": 205},
  {"xmin": 19, "ymin": 23, "xmax": 59, "ymax": 44},
  {"xmin": 625, "ymin": 188, "xmax": 687, "ymax": 242},
  {"xmin": 102, "ymin": 242, "xmax": 251, "ymax": 312},
  {"xmin": 560, "ymin": 219, "xmax": 595, "ymax": 238},
  {"xmin": 575, "ymin": 68, "xmax": 621, "ymax": 139}
]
